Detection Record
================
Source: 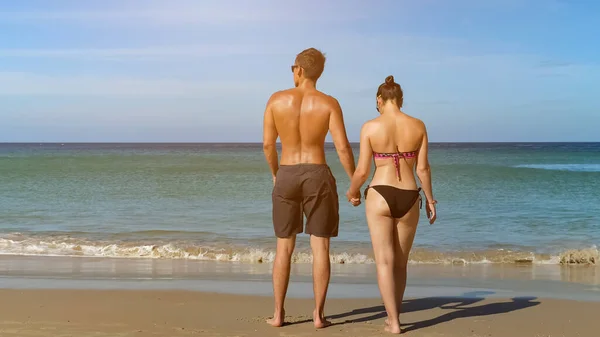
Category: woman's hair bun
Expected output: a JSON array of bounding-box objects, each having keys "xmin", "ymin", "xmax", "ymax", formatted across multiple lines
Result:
[{"xmin": 385, "ymin": 75, "xmax": 395, "ymax": 85}]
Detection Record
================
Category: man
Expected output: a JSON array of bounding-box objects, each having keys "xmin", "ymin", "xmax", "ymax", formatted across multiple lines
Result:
[{"xmin": 262, "ymin": 48, "xmax": 356, "ymax": 329}]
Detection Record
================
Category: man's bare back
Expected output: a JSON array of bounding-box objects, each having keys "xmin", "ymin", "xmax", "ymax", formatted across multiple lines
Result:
[{"xmin": 264, "ymin": 87, "xmax": 354, "ymax": 168}]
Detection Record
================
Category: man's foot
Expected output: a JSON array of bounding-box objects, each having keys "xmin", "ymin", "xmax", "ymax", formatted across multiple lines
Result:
[
  {"xmin": 384, "ymin": 319, "xmax": 401, "ymax": 334},
  {"xmin": 266, "ymin": 309, "xmax": 285, "ymax": 327},
  {"xmin": 313, "ymin": 309, "xmax": 332, "ymax": 329}
]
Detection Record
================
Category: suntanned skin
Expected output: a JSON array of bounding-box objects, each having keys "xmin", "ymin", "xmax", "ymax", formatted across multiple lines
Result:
[
  {"xmin": 262, "ymin": 86, "xmax": 355, "ymax": 180},
  {"xmin": 263, "ymin": 60, "xmax": 355, "ymax": 329}
]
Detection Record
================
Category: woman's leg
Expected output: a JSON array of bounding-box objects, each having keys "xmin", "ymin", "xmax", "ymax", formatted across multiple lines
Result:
[
  {"xmin": 393, "ymin": 199, "xmax": 420, "ymax": 319},
  {"xmin": 366, "ymin": 192, "xmax": 401, "ymax": 334}
]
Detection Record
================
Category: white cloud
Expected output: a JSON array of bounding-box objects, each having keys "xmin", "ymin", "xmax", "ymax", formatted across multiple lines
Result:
[
  {"xmin": 1, "ymin": 40, "xmax": 594, "ymax": 100},
  {"xmin": 0, "ymin": 9, "xmax": 278, "ymax": 25},
  {"xmin": 0, "ymin": 25, "xmax": 594, "ymax": 101},
  {"xmin": 0, "ymin": 45, "xmax": 287, "ymax": 59},
  {"xmin": 0, "ymin": 72, "xmax": 269, "ymax": 96},
  {"xmin": 0, "ymin": 0, "xmax": 370, "ymax": 25},
  {"xmin": 0, "ymin": 32, "xmax": 470, "ymax": 61}
]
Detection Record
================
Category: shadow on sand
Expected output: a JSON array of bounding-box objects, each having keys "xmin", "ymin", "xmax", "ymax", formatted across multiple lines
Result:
[{"xmin": 310, "ymin": 291, "xmax": 541, "ymax": 332}]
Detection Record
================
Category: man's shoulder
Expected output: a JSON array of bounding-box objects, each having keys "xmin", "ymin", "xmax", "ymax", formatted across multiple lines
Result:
[
  {"xmin": 268, "ymin": 89, "xmax": 293, "ymax": 100},
  {"xmin": 268, "ymin": 89, "xmax": 340, "ymax": 109},
  {"xmin": 318, "ymin": 91, "xmax": 339, "ymax": 103},
  {"xmin": 310, "ymin": 91, "xmax": 340, "ymax": 110},
  {"xmin": 264, "ymin": 90, "xmax": 290, "ymax": 110}
]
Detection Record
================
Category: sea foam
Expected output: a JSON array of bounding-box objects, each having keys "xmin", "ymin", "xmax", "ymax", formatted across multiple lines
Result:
[{"xmin": 0, "ymin": 236, "xmax": 597, "ymax": 266}]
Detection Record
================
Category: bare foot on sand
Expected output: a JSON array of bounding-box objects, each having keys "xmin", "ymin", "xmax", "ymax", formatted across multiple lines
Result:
[
  {"xmin": 313, "ymin": 309, "xmax": 332, "ymax": 329},
  {"xmin": 384, "ymin": 319, "xmax": 402, "ymax": 334},
  {"xmin": 266, "ymin": 310, "xmax": 285, "ymax": 327}
]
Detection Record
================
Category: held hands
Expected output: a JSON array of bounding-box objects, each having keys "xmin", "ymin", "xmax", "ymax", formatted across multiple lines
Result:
[{"xmin": 345, "ymin": 189, "xmax": 361, "ymax": 207}]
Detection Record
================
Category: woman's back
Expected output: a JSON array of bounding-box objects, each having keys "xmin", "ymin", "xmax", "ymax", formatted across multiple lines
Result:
[
  {"xmin": 368, "ymin": 112, "xmax": 425, "ymax": 190},
  {"xmin": 347, "ymin": 73, "xmax": 435, "ymax": 222}
]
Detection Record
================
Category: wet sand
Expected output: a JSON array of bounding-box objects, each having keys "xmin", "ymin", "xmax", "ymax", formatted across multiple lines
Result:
[
  {"xmin": 0, "ymin": 289, "xmax": 597, "ymax": 337},
  {"xmin": 1, "ymin": 255, "xmax": 599, "ymax": 336}
]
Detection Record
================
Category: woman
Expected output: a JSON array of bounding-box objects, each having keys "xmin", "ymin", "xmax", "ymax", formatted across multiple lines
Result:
[{"xmin": 346, "ymin": 75, "xmax": 437, "ymax": 334}]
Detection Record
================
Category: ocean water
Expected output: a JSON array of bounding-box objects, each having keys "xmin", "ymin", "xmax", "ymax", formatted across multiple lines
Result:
[{"xmin": 1, "ymin": 143, "xmax": 599, "ymax": 266}]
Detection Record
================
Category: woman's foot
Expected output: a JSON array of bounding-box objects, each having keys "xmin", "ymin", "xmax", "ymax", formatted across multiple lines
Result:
[
  {"xmin": 266, "ymin": 309, "xmax": 285, "ymax": 327},
  {"xmin": 384, "ymin": 316, "xmax": 400, "ymax": 328},
  {"xmin": 313, "ymin": 309, "xmax": 332, "ymax": 329},
  {"xmin": 384, "ymin": 318, "xmax": 402, "ymax": 334}
]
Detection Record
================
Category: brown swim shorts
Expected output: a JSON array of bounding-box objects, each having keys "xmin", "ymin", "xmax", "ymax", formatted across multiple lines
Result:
[{"xmin": 272, "ymin": 164, "xmax": 339, "ymax": 238}]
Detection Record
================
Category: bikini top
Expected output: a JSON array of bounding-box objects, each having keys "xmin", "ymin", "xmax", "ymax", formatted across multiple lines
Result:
[{"xmin": 372, "ymin": 148, "xmax": 418, "ymax": 180}]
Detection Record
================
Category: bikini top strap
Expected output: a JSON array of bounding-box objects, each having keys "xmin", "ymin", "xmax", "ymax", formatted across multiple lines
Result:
[{"xmin": 394, "ymin": 147, "xmax": 402, "ymax": 180}]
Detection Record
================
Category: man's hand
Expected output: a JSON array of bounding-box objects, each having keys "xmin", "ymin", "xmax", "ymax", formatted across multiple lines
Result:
[
  {"xmin": 272, "ymin": 175, "xmax": 276, "ymax": 185},
  {"xmin": 346, "ymin": 189, "xmax": 361, "ymax": 207}
]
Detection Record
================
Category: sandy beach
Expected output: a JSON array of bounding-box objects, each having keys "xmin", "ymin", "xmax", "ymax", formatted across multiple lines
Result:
[
  {"xmin": 0, "ymin": 289, "xmax": 596, "ymax": 337},
  {"xmin": 1, "ymin": 255, "xmax": 600, "ymax": 336}
]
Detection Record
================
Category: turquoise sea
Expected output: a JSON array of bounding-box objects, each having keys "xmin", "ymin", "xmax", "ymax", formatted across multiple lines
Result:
[{"xmin": 1, "ymin": 143, "xmax": 599, "ymax": 266}]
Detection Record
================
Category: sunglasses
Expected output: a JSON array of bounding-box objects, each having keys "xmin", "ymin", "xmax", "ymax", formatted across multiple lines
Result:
[{"xmin": 291, "ymin": 65, "xmax": 299, "ymax": 72}]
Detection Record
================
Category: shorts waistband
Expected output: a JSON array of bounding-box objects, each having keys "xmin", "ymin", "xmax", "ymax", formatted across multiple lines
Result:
[{"xmin": 278, "ymin": 163, "xmax": 330, "ymax": 172}]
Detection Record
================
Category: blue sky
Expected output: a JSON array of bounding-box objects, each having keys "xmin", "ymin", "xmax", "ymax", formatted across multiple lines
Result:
[{"xmin": 1, "ymin": 0, "xmax": 598, "ymax": 142}]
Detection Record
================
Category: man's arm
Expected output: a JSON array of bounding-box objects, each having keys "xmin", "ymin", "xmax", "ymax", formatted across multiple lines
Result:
[
  {"xmin": 329, "ymin": 98, "xmax": 356, "ymax": 179},
  {"xmin": 347, "ymin": 122, "xmax": 373, "ymax": 196},
  {"xmin": 262, "ymin": 95, "xmax": 279, "ymax": 181}
]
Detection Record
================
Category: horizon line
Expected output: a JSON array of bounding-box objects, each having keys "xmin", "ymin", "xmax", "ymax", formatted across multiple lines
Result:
[{"xmin": 1, "ymin": 141, "xmax": 599, "ymax": 144}]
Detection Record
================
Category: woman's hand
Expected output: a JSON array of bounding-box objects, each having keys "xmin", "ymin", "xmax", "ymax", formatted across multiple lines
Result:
[
  {"xmin": 426, "ymin": 200, "xmax": 437, "ymax": 224},
  {"xmin": 346, "ymin": 189, "xmax": 361, "ymax": 207}
]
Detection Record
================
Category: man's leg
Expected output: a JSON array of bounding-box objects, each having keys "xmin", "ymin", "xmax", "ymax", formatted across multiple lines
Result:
[
  {"xmin": 268, "ymin": 166, "xmax": 303, "ymax": 327},
  {"xmin": 310, "ymin": 235, "xmax": 332, "ymax": 328},
  {"xmin": 267, "ymin": 235, "xmax": 297, "ymax": 327},
  {"xmin": 302, "ymin": 165, "xmax": 338, "ymax": 329}
]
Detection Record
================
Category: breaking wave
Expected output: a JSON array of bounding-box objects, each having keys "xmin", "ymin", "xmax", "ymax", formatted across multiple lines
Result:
[{"xmin": 0, "ymin": 235, "xmax": 597, "ymax": 266}]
